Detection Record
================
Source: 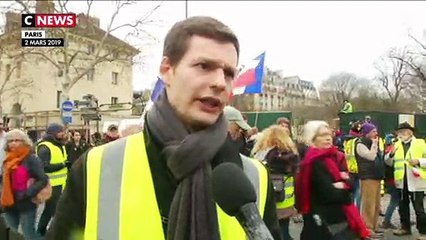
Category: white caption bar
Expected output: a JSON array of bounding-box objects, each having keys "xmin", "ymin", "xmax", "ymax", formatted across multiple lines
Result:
[{"xmin": 21, "ymin": 30, "xmax": 46, "ymax": 39}]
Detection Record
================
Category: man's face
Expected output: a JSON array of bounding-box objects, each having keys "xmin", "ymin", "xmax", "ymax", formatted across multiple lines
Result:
[
  {"xmin": 108, "ymin": 129, "xmax": 119, "ymax": 138},
  {"xmin": 161, "ymin": 36, "xmax": 238, "ymax": 128},
  {"xmin": 55, "ymin": 131, "xmax": 66, "ymax": 141},
  {"xmin": 397, "ymin": 129, "xmax": 413, "ymax": 142},
  {"xmin": 366, "ymin": 129, "xmax": 378, "ymax": 139},
  {"xmin": 279, "ymin": 122, "xmax": 289, "ymax": 131},
  {"xmin": 73, "ymin": 132, "xmax": 81, "ymax": 142}
]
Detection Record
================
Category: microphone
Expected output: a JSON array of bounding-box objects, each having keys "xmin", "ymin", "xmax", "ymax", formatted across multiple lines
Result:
[{"xmin": 212, "ymin": 162, "xmax": 274, "ymax": 240}]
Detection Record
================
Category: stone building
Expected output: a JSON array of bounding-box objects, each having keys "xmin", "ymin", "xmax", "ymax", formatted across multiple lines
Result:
[{"xmin": 0, "ymin": 0, "xmax": 139, "ymax": 132}]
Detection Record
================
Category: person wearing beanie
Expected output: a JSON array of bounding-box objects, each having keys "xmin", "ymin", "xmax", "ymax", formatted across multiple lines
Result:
[
  {"xmin": 36, "ymin": 123, "xmax": 69, "ymax": 236},
  {"xmin": 354, "ymin": 123, "xmax": 385, "ymax": 239}
]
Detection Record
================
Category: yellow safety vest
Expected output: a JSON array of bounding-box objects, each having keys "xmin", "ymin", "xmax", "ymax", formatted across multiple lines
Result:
[
  {"xmin": 378, "ymin": 138, "xmax": 385, "ymax": 195},
  {"xmin": 393, "ymin": 138, "xmax": 426, "ymax": 187},
  {"xmin": 36, "ymin": 141, "xmax": 68, "ymax": 187},
  {"xmin": 342, "ymin": 102, "xmax": 353, "ymax": 113},
  {"xmin": 344, "ymin": 138, "xmax": 358, "ymax": 173},
  {"xmin": 84, "ymin": 133, "xmax": 269, "ymax": 240},
  {"xmin": 276, "ymin": 176, "xmax": 294, "ymax": 209}
]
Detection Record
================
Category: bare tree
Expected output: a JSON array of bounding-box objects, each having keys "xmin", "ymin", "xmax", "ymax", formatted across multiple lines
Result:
[
  {"xmin": 2, "ymin": 0, "xmax": 161, "ymax": 102},
  {"xmin": 319, "ymin": 72, "xmax": 367, "ymax": 107},
  {"xmin": 374, "ymin": 47, "xmax": 412, "ymax": 103}
]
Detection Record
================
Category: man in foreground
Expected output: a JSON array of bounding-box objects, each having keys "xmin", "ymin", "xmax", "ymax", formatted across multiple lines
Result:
[{"xmin": 47, "ymin": 16, "xmax": 281, "ymax": 240}]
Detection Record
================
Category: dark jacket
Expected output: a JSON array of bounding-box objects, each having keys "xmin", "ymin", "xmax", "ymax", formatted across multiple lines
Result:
[
  {"xmin": 301, "ymin": 160, "xmax": 353, "ymax": 240},
  {"xmin": 4, "ymin": 154, "xmax": 48, "ymax": 212},
  {"xmin": 264, "ymin": 147, "xmax": 298, "ymax": 175},
  {"xmin": 65, "ymin": 141, "xmax": 89, "ymax": 166},
  {"xmin": 47, "ymin": 125, "xmax": 282, "ymax": 240},
  {"xmin": 296, "ymin": 142, "xmax": 308, "ymax": 160},
  {"xmin": 355, "ymin": 137, "xmax": 384, "ymax": 180},
  {"xmin": 36, "ymin": 135, "xmax": 67, "ymax": 173}
]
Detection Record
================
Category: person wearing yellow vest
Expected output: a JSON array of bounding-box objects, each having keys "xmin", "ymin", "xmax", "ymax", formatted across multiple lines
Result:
[
  {"xmin": 344, "ymin": 134, "xmax": 361, "ymax": 209},
  {"xmin": 384, "ymin": 122, "xmax": 426, "ymax": 240},
  {"xmin": 36, "ymin": 123, "xmax": 69, "ymax": 236},
  {"xmin": 252, "ymin": 125, "xmax": 299, "ymax": 240},
  {"xmin": 340, "ymin": 100, "xmax": 353, "ymax": 114},
  {"xmin": 46, "ymin": 16, "xmax": 281, "ymax": 240}
]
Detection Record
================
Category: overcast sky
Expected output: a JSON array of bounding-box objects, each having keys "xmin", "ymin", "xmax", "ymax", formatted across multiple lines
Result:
[{"xmin": 2, "ymin": 1, "xmax": 426, "ymax": 90}]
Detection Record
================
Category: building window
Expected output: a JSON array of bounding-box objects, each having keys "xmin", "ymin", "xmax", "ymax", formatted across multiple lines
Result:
[
  {"xmin": 16, "ymin": 62, "xmax": 21, "ymax": 78},
  {"xmin": 112, "ymin": 72, "xmax": 118, "ymax": 85},
  {"xmin": 88, "ymin": 44, "xmax": 95, "ymax": 54},
  {"xmin": 111, "ymin": 97, "xmax": 118, "ymax": 105},
  {"xmin": 87, "ymin": 68, "xmax": 94, "ymax": 81},
  {"xmin": 112, "ymin": 50, "xmax": 119, "ymax": 58},
  {"xmin": 56, "ymin": 90, "xmax": 62, "ymax": 108}
]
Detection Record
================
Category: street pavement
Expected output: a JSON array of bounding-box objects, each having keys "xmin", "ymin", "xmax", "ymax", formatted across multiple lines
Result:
[{"xmin": 289, "ymin": 194, "xmax": 424, "ymax": 240}]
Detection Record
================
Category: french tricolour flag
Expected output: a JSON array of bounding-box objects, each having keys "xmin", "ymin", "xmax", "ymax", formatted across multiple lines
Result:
[
  {"xmin": 140, "ymin": 77, "xmax": 164, "ymax": 127},
  {"xmin": 232, "ymin": 52, "xmax": 265, "ymax": 96}
]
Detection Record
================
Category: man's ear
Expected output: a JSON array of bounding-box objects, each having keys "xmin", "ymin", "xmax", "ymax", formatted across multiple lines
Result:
[{"xmin": 160, "ymin": 56, "xmax": 172, "ymax": 86}]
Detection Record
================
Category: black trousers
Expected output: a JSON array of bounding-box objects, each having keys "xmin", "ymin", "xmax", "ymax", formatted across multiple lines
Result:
[
  {"xmin": 37, "ymin": 185, "xmax": 62, "ymax": 236},
  {"xmin": 398, "ymin": 176, "xmax": 426, "ymax": 234}
]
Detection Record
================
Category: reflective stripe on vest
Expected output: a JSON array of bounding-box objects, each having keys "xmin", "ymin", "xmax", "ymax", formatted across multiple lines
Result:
[
  {"xmin": 380, "ymin": 180, "xmax": 385, "ymax": 195},
  {"xmin": 85, "ymin": 133, "xmax": 268, "ymax": 240},
  {"xmin": 394, "ymin": 138, "xmax": 426, "ymax": 187},
  {"xmin": 37, "ymin": 141, "xmax": 68, "ymax": 187},
  {"xmin": 344, "ymin": 138, "xmax": 358, "ymax": 173},
  {"xmin": 276, "ymin": 176, "xmax": 294, "ymax": 209}
]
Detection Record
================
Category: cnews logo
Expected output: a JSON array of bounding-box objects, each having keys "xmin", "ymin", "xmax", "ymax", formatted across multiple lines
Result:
[{"xmin": 22, "ymin": 14, "xmax": 76, "ymax": 28}]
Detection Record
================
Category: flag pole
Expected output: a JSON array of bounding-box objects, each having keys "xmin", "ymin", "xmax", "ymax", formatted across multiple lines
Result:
[{"xmin": 185, "ymin": 0, "xmax": 188, "ymax": 19}]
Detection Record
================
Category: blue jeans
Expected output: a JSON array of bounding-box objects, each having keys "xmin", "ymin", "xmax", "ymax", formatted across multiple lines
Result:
[
  {"xmin": 384, "ymin": 185, "xmax": 400, "ymax": 223},
  {"xmin": 351, "ymin": 174, "xmax": 361, "ymax": 211},
  {"xmin": 3, "ymin": 207, "xmax": 43, "ymax": 240}
]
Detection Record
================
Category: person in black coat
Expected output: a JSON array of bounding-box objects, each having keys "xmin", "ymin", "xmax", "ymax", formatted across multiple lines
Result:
[
  {"xmin": 65, "ymin": 131, "xmax": 89, "ymax": 167},
  {"xmin": 296, "ymin": 121, "xmax": 370, "ymax": 240}
]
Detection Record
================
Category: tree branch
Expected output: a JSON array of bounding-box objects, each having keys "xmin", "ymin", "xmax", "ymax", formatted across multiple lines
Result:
[
  {"xmin": 14, "ymin": 0, "xmax": 31, "ymax": 14},
  {"xmin": 409, "ymin": 33, "xmax": 426, "ymax": 51},
  {"xmin": 23, "ymin": 50, "xmax": 60, "ymax": 69}
]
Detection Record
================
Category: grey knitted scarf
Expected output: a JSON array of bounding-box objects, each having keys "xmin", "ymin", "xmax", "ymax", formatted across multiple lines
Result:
[{"xmin": 146, "ymin": 90, "xmax": 228, "ymax": 240}]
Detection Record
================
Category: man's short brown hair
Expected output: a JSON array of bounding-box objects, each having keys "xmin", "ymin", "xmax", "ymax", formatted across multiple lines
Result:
[
  {"xmin": 276, "ymin": 117, "xmax": 290, "ymax": 125},
  {"xmin": 163, "ymin": 16, "xmax": 240, "ymax": 66}
]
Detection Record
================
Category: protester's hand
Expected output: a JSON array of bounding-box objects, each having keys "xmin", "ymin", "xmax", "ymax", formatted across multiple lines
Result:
[
  {"xmin": 408, "ymin": 159, "xmax": 420, "ymax": 166},
  {"xmin": 372, "ymin": 138, "xmax": 379, "ymax": 145},
  {"xmin": 333, "ymin": 182, "xmax": 346, "ymax": 189},
  {"xmin": 340, "ymin": 172, "xmax": 350, "ymax": 180}
]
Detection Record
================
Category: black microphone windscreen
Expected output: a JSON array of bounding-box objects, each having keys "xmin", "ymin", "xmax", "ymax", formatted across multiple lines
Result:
[{"xmin": 212, "ymin": 162, "xmax": 257, "ymax": 216}]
